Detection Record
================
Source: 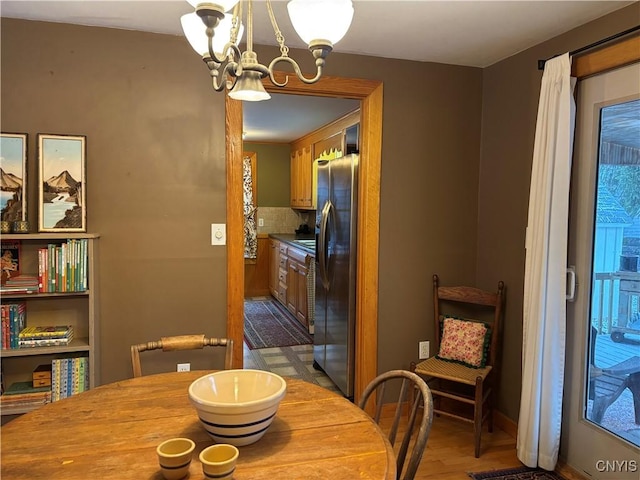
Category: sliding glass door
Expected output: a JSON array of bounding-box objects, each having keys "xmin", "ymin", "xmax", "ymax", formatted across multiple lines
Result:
[{"xmin": 563, "ymin": 62, "xmax": 640, "ymax": 478}]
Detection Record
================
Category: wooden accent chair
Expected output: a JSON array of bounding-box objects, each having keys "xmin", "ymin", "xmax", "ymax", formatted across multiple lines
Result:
[
  {"xmin": 358, "ymin": 370, "xmax": 434, "ymax": 480},
  {"xmin": 410, "ymin": 274, "xmax": 505, "ymax": 458},
  {"xmin": 131, "ymin": 335, "xmax": 233, "ymax": 377}
]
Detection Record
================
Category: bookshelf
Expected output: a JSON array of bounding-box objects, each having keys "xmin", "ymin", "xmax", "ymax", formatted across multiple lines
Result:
[{"xmin": 0, "ymin": 233, "xmax": 99, "ymax": 416}]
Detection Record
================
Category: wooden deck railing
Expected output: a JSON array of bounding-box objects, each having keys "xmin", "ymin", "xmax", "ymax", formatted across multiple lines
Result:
[{"xmin": 592, "ymin": 271, "xmax": 640, "ymax": 334}]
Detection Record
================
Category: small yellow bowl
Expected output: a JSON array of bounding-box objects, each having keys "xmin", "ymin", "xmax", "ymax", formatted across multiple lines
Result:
[
  {"xmin": 156, "ymin": 437, "xmax": 195, "ymax": 480},
  {"xmin": 199, "ymin": 443, "xmax": 239, "ymax": 479}
]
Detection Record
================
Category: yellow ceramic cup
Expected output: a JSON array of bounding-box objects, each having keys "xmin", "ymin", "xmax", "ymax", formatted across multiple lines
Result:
[
  {"xmin": 199, "ymin": 443, "xmax": 239, "ymax": 479},
  {"xmin": 156, "ymin": 437, "xmax": 195, "ymax": 480}
]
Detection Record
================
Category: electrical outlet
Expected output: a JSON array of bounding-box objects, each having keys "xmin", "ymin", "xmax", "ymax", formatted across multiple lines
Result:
[
  {"xmin": 419, "ymin": 341, "xmax": 430, "ymax": 360},
  {"xmin": 177, "ymin": 363, "xmax": 190, "ymax": 372},
  {"xmin": 258, "ymin": 218, "xmax": 264, "ymax": 227}
]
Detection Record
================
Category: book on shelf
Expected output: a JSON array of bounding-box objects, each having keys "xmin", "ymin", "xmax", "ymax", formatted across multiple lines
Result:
[
  {"xmin": 0, "ymin": 381, "xmax": 52, "ymax": 409},
  {"xmin": 18, "ymin": 325, "xmax": 74, "ymax": 339},
  {"xmin": 2, "ymin": 380, "xmax": 51, "ymax": 395},
  {"xmin": 1, "ymin": 274, "xmax": 39, "ymax": 294},
  {"xmin": 18, "ymin": 336, "xmax": 74, "ymax": 348},
  {"xmin": 1, "ymin": 240, "xmax": 21, "ymax": 285}
]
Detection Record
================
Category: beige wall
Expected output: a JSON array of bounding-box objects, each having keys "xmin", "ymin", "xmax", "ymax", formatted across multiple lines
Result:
[
  {"xmin": 242, "ymin": 142, "xmax": 290, "ymax": 207},
  {"xmin": 1, "ymin": 19, "xmax": 484, "ymax": 390},
  {"xmin": 2, "ymin": 3, "xmax": 636, "ymax": 425},
  {"xmin": 1, "ymin": 20, "xmax": 229, "ymax": 381}
]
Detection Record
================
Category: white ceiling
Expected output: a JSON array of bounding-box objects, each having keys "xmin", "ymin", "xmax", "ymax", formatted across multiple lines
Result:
[{"xmin": 1, "ymin": 0, "xmax": 635, "ymax": 142}]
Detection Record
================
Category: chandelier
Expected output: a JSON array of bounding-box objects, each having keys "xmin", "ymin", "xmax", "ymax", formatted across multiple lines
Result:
[{"xmin": 181, "ymin": 0, "xmax": 354, "ymax": 101}]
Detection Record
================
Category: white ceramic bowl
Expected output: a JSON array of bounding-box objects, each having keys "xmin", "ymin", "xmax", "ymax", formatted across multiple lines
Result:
[{"xmin": 188, "ymin": 369, "xmax": 287, "ymax": 446}]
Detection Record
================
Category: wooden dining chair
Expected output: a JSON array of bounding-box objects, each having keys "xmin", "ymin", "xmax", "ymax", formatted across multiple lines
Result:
[
  {"xmin": 410, "ymin": 274, "xmax": 505, "ymax": 458},
  {"xmin": 358, "ymin": 370, "xmax": 434, "ymax": 480},
  {"xmin": 130, "ymin": 335, "xmax": 233, "ymax": 377}
]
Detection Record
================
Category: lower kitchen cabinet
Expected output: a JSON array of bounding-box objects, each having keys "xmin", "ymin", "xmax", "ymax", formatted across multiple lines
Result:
[
  {"xmin": 268, "ymin": 239, "xmax": 279, "ymax": 299},
  {"xmin": 268, "ymin": 239, "xmax": 288, "ymax": 305},
  {"xmin": 269, "ymin": 238, "xmax": 313, "ymax": 329}
]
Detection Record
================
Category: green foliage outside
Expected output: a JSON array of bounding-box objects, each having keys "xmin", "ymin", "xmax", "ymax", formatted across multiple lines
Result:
[{"xmin": 600, "ymin": 165, "xmax": 640, "ymax": 218}]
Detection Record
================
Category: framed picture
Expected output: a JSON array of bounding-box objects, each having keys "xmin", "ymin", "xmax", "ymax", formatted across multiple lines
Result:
[
  {"xmin": 38, "ymin": 134, "xmax": 86, "ymax": 232},
  {"xmin": 0, "ymin": 133, "xmax": 28, "ymax": 223},
  {"xmin": 1, "ymin": 240, "xmax": 21, "ymax": 285}
]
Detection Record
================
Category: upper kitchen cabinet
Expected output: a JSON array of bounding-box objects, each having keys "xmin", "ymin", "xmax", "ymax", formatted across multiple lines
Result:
[
  {"xmin": 290, "ymin": 145, "xmax": 313, "ymax": 209},
  {"xmin": 289, "ymin": 109, "xmax": 360, "ymax": 210}
]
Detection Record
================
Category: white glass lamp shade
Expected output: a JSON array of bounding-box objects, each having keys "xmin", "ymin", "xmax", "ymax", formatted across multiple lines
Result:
[
  {"xmin": 181, "ymin": 12, "xmax": 244, "ymax": 57},
  {"xmin": 287, "ymin": 0, "xmax": 354, "ymax": 45},
  {"xmin": 186, "ymin": 0, "xmax": 239, "ymax": 12},
  {"xmin": 229, "ymin": 72, "xmax": 271, "ymax": 102}
]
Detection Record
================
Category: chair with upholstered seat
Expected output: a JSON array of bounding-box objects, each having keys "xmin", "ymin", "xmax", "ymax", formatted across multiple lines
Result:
[
  {"xmin": 358, "ymin": 370, "xmax": 434, "ymax": 480},
  {"xmin": 410, "ymin": 274, "xmax": 505, "ymax": 458},
  {"xmin": 131, "ymin": 334, "xmax": 233, "ymax": 377}
]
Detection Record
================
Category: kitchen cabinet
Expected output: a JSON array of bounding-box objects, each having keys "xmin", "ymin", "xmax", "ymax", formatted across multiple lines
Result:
[
  {"xmin": 314, "ymin": 131, "xmax": 343, "ymax": 161},
  {"xmin": 269, "ymin": 237, "xmax": 314, "ymax": 329},
  {"xmin": 290, "ymin": 145, "xmax": 313, "ymax": 209},
  {"xmin": 290, "ymin": 109, "xmax": 360, "ymax": 211},
  {"xmin": 269, "ymin": 238, "xmax": 289, "ymax": 304},
  {"xmin": 286, "ymin": 246, "xmax": 311, "ymax": 327},
  {"xmin": 268, "ymin": 239, "xmax": 279, "ymax": 299}
]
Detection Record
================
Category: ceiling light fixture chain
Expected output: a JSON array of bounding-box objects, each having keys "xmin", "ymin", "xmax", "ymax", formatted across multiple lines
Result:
[
  {"xmin": 265, "ymin": 0, "xmax": 289, "ymax": 58},
  {"xmin": 181, "ymin": 0, "xmax": 354, "ymax": 101}
]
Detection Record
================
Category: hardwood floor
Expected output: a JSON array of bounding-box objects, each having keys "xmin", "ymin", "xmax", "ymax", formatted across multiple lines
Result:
[
  {"xmin": 379, "ymin": 412, "xmax": 522, "ymax": 479},
  {"xmin": 245, "ymin": 342, "xmax": 523, "ymax": 478}
]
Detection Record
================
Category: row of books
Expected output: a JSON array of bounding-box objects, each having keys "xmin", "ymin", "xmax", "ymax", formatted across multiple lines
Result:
[
  {"xmin": 0, "ymin": 356, "xmax": 89, "ymax": 410},
  {"xmin": 52, "ymin": 357, "xmax": 89, "ymax": 401},
  {"xmin": 0, "ymin": 302, "xmax": 26, "ymax": 350},
  {"xmin": 38, "ymin": 239, "xmax": 89, "ymax": 293},
  {"xmin": 1, "ymin": 302, "xmax": 75, "ymax": 350}
]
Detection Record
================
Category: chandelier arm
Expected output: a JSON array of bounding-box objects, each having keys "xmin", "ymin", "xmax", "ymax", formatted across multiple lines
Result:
[
  {"xmin": 206, "ymin": 36, "xmax": 242, "ymax": 66},
  {"xmin": 211, "ymin": 62, "xmax": 240, "ymax": 92},
  {"xmin": 267, "ymin": 56, "xmax": 322, "ymax": 86}
]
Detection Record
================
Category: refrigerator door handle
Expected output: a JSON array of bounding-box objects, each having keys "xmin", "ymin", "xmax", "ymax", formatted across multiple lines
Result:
[{"xmin": 319, "ymin": 201, "xmax": 332, "ymax": 289}]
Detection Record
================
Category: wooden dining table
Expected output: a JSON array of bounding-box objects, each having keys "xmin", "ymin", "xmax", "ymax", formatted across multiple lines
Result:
[{"xmin": 1, "ymin": 370, "xmax": 396, "ymax": 479}]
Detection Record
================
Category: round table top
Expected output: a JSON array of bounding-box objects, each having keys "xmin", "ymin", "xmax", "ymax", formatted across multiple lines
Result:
[{"xmin": 1, "ymin": 370, "xmax": 396, "ymax": 480}]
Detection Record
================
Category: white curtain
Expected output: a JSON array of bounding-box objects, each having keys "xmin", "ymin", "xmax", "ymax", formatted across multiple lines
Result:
[{"xmin": 517, "ymin": 53, "xmax": 576, "ymax": 470}]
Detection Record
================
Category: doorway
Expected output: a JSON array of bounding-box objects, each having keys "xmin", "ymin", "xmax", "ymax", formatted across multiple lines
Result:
[
  {"xmin": 564, "ymin": 61, "xmax": 640, "ymax": 477},
  {"xmin": 226, "ymin": 75, "xmax": 383, "ymax": 402}
]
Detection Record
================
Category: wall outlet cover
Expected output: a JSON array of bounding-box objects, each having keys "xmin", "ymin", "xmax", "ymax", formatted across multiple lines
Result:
[
  {"xmin": 419, "ymin": 341, "xmax": 430, "ymax": 360},
  {"xmin": 177, "ymin": 363, "xmax": 191, "ymax": 372}
]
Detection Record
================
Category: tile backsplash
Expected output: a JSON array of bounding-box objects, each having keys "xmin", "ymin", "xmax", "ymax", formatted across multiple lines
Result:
[{"xmin": 257, "ymin": 207, "xmax": 314, "ymax": 235}]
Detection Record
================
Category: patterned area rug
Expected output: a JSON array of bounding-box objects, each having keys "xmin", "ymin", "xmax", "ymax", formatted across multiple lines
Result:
[
  {"xmin": 244, "ymin": 298, "xmax": 313, "ymax": 349},
  {"xmin": 469, "ymin": 467, "xmax": 567, "ymax": 480}
]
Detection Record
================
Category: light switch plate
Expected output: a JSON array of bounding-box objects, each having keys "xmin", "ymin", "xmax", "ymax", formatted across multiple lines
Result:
[{"xmin": 211, "ymin": 223, "xmax": 226, "ymax": 245}]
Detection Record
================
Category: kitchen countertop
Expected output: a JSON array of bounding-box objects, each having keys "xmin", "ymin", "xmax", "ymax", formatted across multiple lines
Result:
[{"xmin": 269, "ymin": 234, "xmax": 315, "ymax": 255}]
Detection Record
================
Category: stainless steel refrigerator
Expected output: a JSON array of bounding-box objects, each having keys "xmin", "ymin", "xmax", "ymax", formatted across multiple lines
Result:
[{"xmin": 313, "ymin": 154, "xmax": 358, "ymax": 398}]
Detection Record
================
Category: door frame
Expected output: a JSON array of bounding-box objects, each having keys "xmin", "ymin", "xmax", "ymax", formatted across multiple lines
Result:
[
  {"xmin": 225, "ymin": 74, "xmax": 383, "ymax": 403},
  {"xmin": 563, "ymin": 34, "xmax": 640, "ymax": 475}
]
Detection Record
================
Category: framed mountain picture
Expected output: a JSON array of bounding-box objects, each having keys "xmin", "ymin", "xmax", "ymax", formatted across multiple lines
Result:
[
  {"xmin": 0, "ymin": 133, "xmax": 28, "ymax": 223},
  {"xmin": 37, "ymin": 134, "xmax": 87, "ymax": 232}
]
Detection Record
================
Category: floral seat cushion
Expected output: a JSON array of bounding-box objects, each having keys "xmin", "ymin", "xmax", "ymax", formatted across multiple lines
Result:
[{"xmin": 436, "ymin": 317, "xmax": 490, "ymax": 368}]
